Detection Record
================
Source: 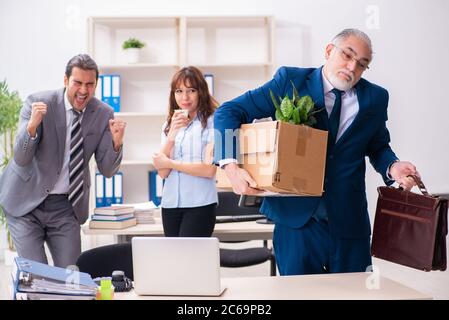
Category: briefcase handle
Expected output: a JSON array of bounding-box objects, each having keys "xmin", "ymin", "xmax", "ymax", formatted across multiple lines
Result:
[{"xmin": 404, "ymin": 175, "xmax": 430, "ymax": 196}]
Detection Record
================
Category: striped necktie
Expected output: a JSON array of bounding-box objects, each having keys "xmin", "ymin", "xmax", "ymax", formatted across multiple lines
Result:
[{"xmin": 68, "ymin": 109, "xmax": 84, "ymax": 207}]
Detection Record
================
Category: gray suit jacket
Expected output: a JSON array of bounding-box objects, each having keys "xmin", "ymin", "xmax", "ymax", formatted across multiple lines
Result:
[{"xmin": 0, "ymin": 88, "xmax": 123, "ymax": 224}]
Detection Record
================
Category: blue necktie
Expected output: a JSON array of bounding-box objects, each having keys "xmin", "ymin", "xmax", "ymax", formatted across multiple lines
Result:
[{"xmin": 328, "ymin": 88, "xmax": 343, "ymax": 146}]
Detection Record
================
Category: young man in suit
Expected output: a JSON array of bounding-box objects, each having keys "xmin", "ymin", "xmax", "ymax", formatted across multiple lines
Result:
[
  {"xmin": 0, "ymin": 54, "xmax": 126, "ymax": 268},
  {"xmin": 214, "ymin": 29, "xmax": 419, "ymax": 275}
]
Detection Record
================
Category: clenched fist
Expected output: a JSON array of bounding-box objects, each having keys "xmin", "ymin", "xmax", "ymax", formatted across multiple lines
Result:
[
  {"xmin": 27, "ymin": 102, "xmax": 48, "ymax": 137},
  {"xmin": 109, "ymin": 119, "xmax": 126, "ymax": 152}
]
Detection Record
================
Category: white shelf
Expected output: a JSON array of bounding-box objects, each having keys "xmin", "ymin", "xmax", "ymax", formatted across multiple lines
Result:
[
  {"xmin": 94, "ymin": 160, "xmax": 154, "ymax": 166},
  {"xmin": 114, "ymin": 112, "xmax": 166, "ymax": 117},
  {"xmin": 121, "ymin": 160, "xmax": 155, "ymax": 167},
  {"xmin": 191, "ymin": 62, "xmax": 273, "ymax": 68},
  {"xmin": 99, "ymin": 63, "xmax": 179, "ymax": 70},
  {"xmin": 88, "ymin": 15, "xmax": 275, "ymax": 205}
]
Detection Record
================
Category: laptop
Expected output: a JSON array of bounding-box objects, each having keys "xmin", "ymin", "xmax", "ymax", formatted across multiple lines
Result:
[{"xmin": 132, "ymin": 237, "xmax": 226, "ymax": 296}]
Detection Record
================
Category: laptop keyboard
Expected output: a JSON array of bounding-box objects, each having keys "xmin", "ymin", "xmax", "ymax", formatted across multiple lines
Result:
[{"xmin": 215, "ymin": 214, "xmax": 266, "ymax": 223}]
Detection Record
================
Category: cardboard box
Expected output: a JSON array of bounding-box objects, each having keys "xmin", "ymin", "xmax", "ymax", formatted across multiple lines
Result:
[
  {"xmin": 216, "ymin": 167, "xmax": 233, "ymax": 191},
  {"xmin": 238, "ymin": 121, "xmax": 327, "ymax": 196}
]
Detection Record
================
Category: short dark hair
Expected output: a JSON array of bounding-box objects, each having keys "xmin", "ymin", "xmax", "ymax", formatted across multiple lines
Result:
[{"xmin": 65, "ymin": 54, "xmax": 99, "ymax": 81}]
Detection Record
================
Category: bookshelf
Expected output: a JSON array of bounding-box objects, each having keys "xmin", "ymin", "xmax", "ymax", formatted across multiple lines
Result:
[{"xmin": 87, "ymin": 15, "xmax": 275, "ymax": 207}]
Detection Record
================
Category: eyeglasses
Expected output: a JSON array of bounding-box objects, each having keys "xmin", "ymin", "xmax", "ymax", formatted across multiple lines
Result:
[
  {"xmin": 332, "ymin": 44, "xmax": 370, "ymax": 71},
  {"xmin": 174, "ymin": 88, "xmax": 197, "ymax": 96}
]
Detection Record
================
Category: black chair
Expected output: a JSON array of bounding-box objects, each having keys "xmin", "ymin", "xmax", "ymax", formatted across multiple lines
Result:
[
  {"xmin": 76, "ymin": 242, "xmax": 134, "ymax": 280},
  {"xmin": 216, "ymin": 192, "xmax": 276, "ymax": 276}
]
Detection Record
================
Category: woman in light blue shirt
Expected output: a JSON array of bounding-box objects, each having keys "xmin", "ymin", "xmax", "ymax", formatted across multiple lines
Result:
[{"xmin": 152, "ymin": 66, "xmax": 219, "ymax": 237}]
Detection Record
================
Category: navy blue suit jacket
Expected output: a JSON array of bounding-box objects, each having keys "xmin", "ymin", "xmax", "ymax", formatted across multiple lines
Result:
[{"xmin": 214, "ymin": 67, "xmax": 398, "ymax": 238}]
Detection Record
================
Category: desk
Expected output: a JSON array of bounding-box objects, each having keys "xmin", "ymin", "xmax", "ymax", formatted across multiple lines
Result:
[
  {"xmin": 82, "ymin": 218, "xmax": 274, "ymax": 243},
  {"xmin": 115, "ymin": 272, "xmax": 431, "ymax": 300}
]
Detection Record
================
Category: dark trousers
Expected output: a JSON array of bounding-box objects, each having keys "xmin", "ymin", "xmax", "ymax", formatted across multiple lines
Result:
[
  {"xmin": 273, "ymin": 218, "xmax": 372, "ymax": 275},
  {"xmin": 161, "ymin": 203, "xmax": 216, "ymax": 237}
]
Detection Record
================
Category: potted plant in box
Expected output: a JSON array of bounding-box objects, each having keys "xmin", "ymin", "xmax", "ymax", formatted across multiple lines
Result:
[{"xmin": 270, "ymin": 81, "xmax": 323, "ymax": 126}]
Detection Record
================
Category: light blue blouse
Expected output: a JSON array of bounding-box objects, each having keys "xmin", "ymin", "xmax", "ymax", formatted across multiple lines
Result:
[{"xmin": 160, "ymin": 115, "xmax": 218, "ymax": 208}]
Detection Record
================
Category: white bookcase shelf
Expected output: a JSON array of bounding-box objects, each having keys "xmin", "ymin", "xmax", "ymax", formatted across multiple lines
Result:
[
  {"xmin": 114, "ymin": 112, "xmax": 165, "ymax": 117},
  {"xmin": 99, "ymin": 63, "xmax": 179, "ymax": 69},
  {"xmin": 87, "ymin": 15, "xmax": 275, "ymax": 206}
]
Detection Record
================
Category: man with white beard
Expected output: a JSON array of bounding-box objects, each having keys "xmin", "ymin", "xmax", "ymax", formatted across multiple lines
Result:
[{"xmin": 214, "ymin": 29, "xmax": 419, "ymax": 275}]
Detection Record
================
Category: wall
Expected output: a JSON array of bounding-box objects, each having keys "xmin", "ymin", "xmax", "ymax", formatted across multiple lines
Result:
[
  {"xmin": 1, "ymin": 0, "xmax": 448, "ymax": 204},
  {"xmin": 0, "ymin": 0, "xmax": 448, "ymax": 289}
]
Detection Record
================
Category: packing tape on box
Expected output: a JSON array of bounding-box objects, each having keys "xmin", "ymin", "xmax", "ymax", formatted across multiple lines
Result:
[
  {"xmin": 295, "ymin": 126, "xmax": 312, "ymax": 156},
  {"xmin": 296, "ymin": 137, "xmax": 307, "ymax": 156},
  {"xmin": 293, "ymin": 177, "xmax": 307, "ymax": 192}
]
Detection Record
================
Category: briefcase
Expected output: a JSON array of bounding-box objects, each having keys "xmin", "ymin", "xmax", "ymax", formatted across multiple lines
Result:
[{"xmin": 371, "ymin": 176, "xmax": 448, "ymax": 271}]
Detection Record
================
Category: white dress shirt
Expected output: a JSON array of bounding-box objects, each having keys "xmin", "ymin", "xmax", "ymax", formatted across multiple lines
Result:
[
  {"xmin": 160, "ymin": 115, "xmax": 218, "ymax": 208},
  {"xmin": 322, "ymin": 69, "xmax": 359, "ymax": 142},
  {"xmin": 50, "ymin": 92, "xmax": 85, "ymax": 194}
]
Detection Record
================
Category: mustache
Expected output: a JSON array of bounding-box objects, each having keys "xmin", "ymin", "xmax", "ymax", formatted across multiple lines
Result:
[{"xmin": 338, "ymin": 69, "xmax": 355, "ymax": 82}]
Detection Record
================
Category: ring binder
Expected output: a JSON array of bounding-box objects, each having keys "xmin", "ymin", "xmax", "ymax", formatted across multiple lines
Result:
[{"xmin": 12, "ymin": 257, "xmax": 97, "ymax": 300}]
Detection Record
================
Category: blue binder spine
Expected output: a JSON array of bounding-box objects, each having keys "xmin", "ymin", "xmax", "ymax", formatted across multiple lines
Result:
[
  {"xmin": 113, "ymin": 172, "xmax": 123, "ymax": 204},
  {"xmin": 104, "ymin": 177, "xmax": 114, "ymax": 206},
  {"xmin": 102, "ymin": 75, "xmax": 112, "ymax": 108},
  {"xmin": 148, "ymin": 171, "xmax": 162, "ymax": 206},
  {"xmin": 95, "ymin": 173, "xmax": 105, "ymax": 207},
  {"xmin": 111, "ymin": 75, "xmax": 121, "ymax": 112}
]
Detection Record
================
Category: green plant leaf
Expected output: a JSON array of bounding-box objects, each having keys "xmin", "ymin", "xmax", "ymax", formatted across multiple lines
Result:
[
  {"xmin": 290, "ymin": 80, "xmax": 300, "ymax": 105},
  {"xmin": 305, "ymin": 115, "xmax": 317, "ymax": 127},
  {"xmin": 303, "ymin": 95, "xmax": 314, "ymax": 114},
  {"xmin": 270, "ymin": 89, "xmax": 284, "ymax": 121},
  {"xmin": 275, "ymin": 109, "xmax": 285, "ymax": 121},
  {"xmin": 270, "ymin": 83, "xmax": 318, "ymax": 127},
  {"xmin": 280, "ymin": 96, "xmax": 293, "ymax": 119},
  {"xmin": 270, "ymin": 89, "xmax": 281, "ymax": 112},
  {"xmin": 299, "ymin": 106, "xmax": 308, "ymax": 123},
  {"xmin": 309, "ymin": 107, "xmax": 325, "ymax": 116},
  {"xmin": 122, "ymin": 37, "xmax": 145, "ymax": 49},
  {"xmin": 292, "ymin": 107, "xmax": 300, "ymax": 124}
]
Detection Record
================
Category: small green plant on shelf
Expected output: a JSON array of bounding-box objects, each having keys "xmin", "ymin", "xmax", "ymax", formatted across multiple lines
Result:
[
  {"xmin": 122, "ymin": 38, "xmax": 146, "ymax": 50},
  {"xmin": 270, "ymin": 81, "xmax": 323, "ymax": 127}
]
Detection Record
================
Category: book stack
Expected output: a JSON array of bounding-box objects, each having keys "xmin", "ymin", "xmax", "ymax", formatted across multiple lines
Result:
[
  {"xmin": 89, "ymin": 206, "xmax": 137, "ymax": 229},
  {"xmin": 113, "ymin": 202, "xmax": 159, "ymax": 224}
]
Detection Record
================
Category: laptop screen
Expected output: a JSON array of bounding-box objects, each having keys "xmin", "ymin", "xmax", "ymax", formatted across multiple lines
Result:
[{"xmin": 132, "ymin": 237, "xmax": 224, "ymax": 296}]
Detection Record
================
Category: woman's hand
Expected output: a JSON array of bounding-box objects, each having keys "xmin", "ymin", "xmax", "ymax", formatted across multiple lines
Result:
[
  {"xmin": 152, "ymin": 152, "xmax": 173, "ymax": 170},
  {"xmin": 167, "ymin": 112, "xmax": 190, "ymax": 141}
]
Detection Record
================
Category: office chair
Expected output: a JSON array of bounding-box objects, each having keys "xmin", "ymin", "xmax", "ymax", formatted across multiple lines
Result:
[
  {"xmin": 216, "ymin": 192, "xmax": 276, "ymax": 276},
  {"xmin": 76, "ymin": 242, "xmax": 134, "ymax": 280}
]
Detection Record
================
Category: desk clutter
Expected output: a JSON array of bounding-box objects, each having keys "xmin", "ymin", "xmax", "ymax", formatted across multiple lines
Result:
[
  {"xmin": 89, "ymin": 202, "xmax": 160, "ymax": 229},
  {"xmin": 12, "ymin": 257, "xmax": 97, "ymax": 300}
]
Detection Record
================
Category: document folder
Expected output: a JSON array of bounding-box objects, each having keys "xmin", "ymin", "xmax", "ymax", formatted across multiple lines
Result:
[{"xmin": 12, "ymin": 257, "xmax": 97, "ymax": 300}]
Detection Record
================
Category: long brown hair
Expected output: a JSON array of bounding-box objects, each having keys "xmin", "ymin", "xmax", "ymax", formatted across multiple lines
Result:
[{"xmin": 164, "ymin": 66, "xmax": 219, "ymax": 135}]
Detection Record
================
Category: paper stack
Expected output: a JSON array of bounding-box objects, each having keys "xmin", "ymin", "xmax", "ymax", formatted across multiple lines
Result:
[{"xmin": 113, "ymin": 202, "xmax": 160, "ymax": 224}]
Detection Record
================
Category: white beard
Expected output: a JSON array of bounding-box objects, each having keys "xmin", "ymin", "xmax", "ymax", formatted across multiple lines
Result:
[{"xmin": 327, "ymin": 69, "xmax": 356, "ymax": 91}]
